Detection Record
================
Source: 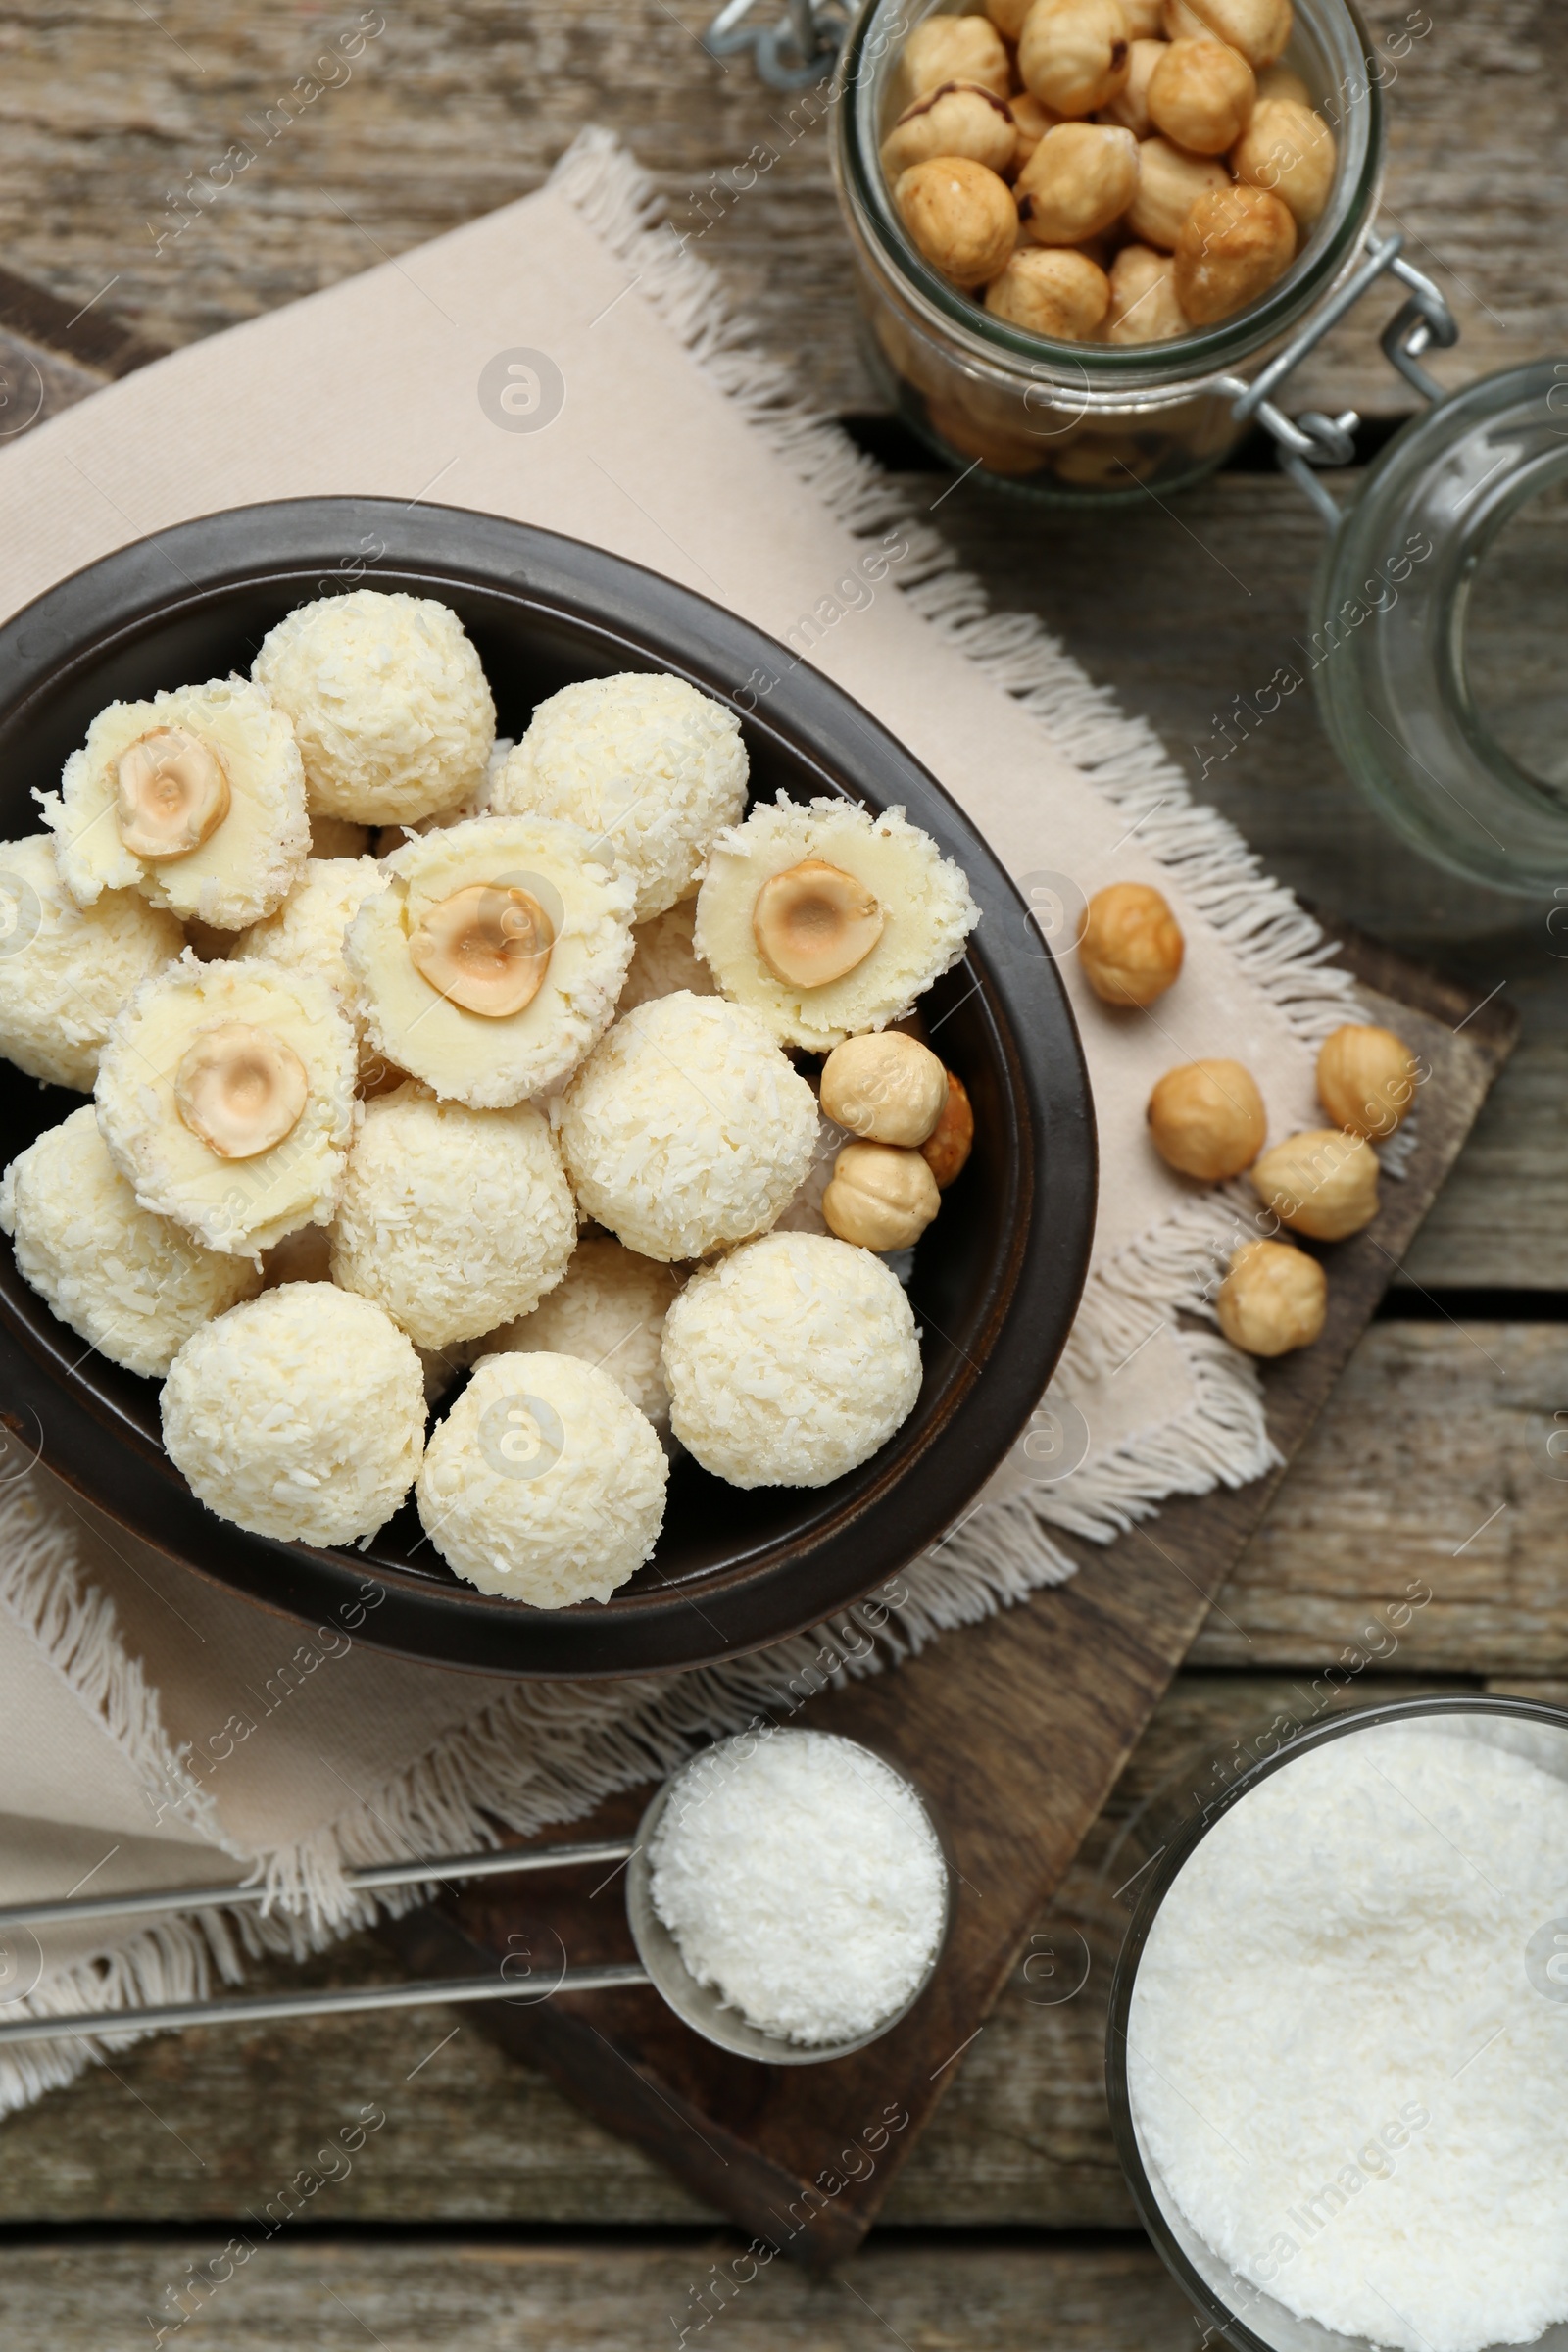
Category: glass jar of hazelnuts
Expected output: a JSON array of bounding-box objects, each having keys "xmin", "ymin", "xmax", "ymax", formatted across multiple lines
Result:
[{"xmin": 830, "ymin": 0, "xmax": 1425, "ymax": 501}]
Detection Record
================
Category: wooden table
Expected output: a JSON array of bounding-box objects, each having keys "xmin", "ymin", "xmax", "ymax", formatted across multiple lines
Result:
[{"xmin": 3, "ymin": 0, "xmax": 1566, "ymax": 2338}]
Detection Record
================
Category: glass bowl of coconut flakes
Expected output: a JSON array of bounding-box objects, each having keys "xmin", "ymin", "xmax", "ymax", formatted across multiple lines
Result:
[{"xmin": 1105, "ymin": 1692, "xmax": 1568, "ymax": 2352}]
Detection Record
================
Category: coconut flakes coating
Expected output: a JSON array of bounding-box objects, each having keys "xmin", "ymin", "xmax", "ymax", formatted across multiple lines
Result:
[
  {"xmin": 557, "ymin": 993, "xmax": 818, "ymax": 1263},
  {"xmin": 0, "ymin": 834, "xmax": 183, "ymax": 1092},
  {"xmin": 416, "ymin": 1349, "xmax": 668, "ymax": 1605},
  {"xmin": 345, "ymin": 815, "xmax": 635, "ymax": 1109},
  {"xmin": 490, "ymin": 1235, "xmax": 682, "ymax": 1430},
  {"xmin": 41, "ymin": 679, "xmax": 309, "ymax": 930},
  {"xmin": 0, "ymin": 1105, "xmax": 261, "ymax": 1378},
  {"xmin": 95, "ymin": 952, "xmax": 358, "ymax": 1259},
  {"xmin": 662, "ymin": 1230, "xmax": 923, "ymax": 1488},
  {"xmin": 162, "ymin": 1283, "xmax": 424, "ymax": 1545},
  {"xmin": 330, "ymin": 1083, "xmax": 576, "ymax": 1350},
  {"xmin": 252, "ymin": 590, "xmax": 495, "ymax": 826},
  {"xmin": 615, "ymin": 897, "xmax": 716, "ymax": 1016},
  {"xmin": 229, "ymin": 855, "xmax": 388, "ymax": 1070},
  {"xmin": 695, "ymin": 795, "xmax": 979, "ymax": 1051},
  {"xmin": 493, "ymin": 672, "xmax": 747, "ymax": 924}
]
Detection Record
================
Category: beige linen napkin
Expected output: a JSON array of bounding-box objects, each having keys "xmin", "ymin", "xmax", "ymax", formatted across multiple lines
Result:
[{"xmin": 0, "ymin": 129, "xmax": 1357, "ymax": 2102}]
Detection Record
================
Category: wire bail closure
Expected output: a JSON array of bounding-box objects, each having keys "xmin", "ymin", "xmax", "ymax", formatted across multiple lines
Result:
[
  {"xmin": 1217, "ymin": 229, "xmax": 1460, "ymax": 528},
  {"xmin": 703, "ymin": 0, "xmax": 847, "ymax": 87}
]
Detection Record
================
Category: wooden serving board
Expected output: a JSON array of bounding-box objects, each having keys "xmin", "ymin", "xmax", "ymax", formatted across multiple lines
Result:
[{"xmin": 381, "ymin": 941, "xmax": 1515, "ymax": 2273}]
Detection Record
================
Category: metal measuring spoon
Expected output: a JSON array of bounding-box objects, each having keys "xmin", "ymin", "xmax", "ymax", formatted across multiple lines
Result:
[{"xmin": 0, "ymin": 1732, "xmax": 951, "ymax": 2066}]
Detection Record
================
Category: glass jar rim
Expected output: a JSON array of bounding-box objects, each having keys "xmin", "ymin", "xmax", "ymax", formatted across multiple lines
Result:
[{"xmin": 835, "ymin": 0, "xmax": 1388, "ymax": 397}]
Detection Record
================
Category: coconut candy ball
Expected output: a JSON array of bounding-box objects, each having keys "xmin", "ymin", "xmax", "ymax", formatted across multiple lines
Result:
[
  {"xmin": 330, "ymin": 1084, "xmax": 576, "ymax": 1350},
  {"xmin": 615, "ymin": 897, "xmax": 716, "ymax": 1016},
  {"xmin": 0, "ymin": 1105, "xmax": 262, "ymax": 1378},
  {"xmin": 229, "ymin": 853, "xmax": 386, "ymax": 1004},
  {"xmin": 345, "ymin": 814, "xmax": 635, "ymax": 1109},
  {"xmin": 94, "ymin": 952, "xmax": 359, "ymax": 1259},
  {"xmin": 661, "ymin": 1230, "xmax": 923, "ymax": 1488},
  {"xmin": 372, "ymin": 734, "xmax": 511, "ymax": 859},
  {"xmin": 490, "ymin": 1236, "xmax": 682, "ymax": 1431},
  {"xmin": 416, "ymin": 1349, "xmax": 668, "ymax": 1605},
  {"xmin": 558, "ymin": 992, "xmax": 818, "ymax": 1262},
  {"xmin": 228, "ymin": 855, "xmax": 388, "ymax": 1072},
  {"xmin": 162, "ymin": 1283, "xmax": 425, "ymax": 1545},
  {"xmin": 771, "ymin": 1111, "xmax": 848, "ymax": 1239},
  {"xmin": 251, "ymin": 590, "xmax": 495, "ymax": 826},
  {"xmin": 695, "ymin": 795, "xmax": 979, "ymax": 1051},
  {"xmin": 493, "ymin": 672, "xmax": 748, "ymax": 923},
  {"xmin": 0, "ymin": 834, "xmax": 184, "ymax": 1092},
  {"xmin": 41, "ymin": 678, "xmax": 309, "ymax": 931}
]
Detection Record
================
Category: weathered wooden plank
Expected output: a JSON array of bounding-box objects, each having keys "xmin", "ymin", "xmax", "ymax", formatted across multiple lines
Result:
[
  {"xmin": 1401, "ymin": 976, "xmax": 1568, "ymax": 1288},
  {"xmin": 0, "ymin": 1672, "xmax": 1486, "ymax": 2230},
  {"xmin": 1192, "ymin": 1323, "xmax": 1568, "ymax": 1670},
  {"xmin": 0, "ymin": 2237, "xmax": 1200, "ymax": 2348},
  {"xmin": 0, "ymin": 0, "xmax": 1553, "ymax": 427}
]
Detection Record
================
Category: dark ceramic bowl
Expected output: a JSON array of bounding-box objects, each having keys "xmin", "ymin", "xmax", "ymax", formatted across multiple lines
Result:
[{"xmin": 0, "ymin": 498, "xmax": 1095, "ymax": 1678}]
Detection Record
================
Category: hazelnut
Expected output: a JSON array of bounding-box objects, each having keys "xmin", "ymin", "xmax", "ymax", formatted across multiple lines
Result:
[
  {"xmin": 1316, "ymin": 1022, "xmax": 1419, "ymax": 1140},
  {"xmin": 926, "ymin": 400, "xmax": 1050, "ymax": 474},
  {"xmin": 1161, "ymin": 0, "xmax": 1209, "ymax": 30},
  {"xmin": 1125, "ymin": 136, "xmax": 1230, "ymax": 249},
  {"xmin": 882, "ymin": 81, "xmax": 1019, "ymax": 179},
  {"xmin": 174, "ymin": 1022, "xmax": 310, "ymax": 1160},
  {"xmin": 414, "ymin": 879, "xmax": 562, "ymax": 1015},
  {"xmin": 1255, "ymin": 61, "xmax": 1311, "ymax": 105},
  {"xmin": 896, "ymin": 157, "xmax": 1019, "ymax": 285},
  {"xmin": 1104, "ymin": 243, "xmax": 1191, "ymax": 341},
  {"xmin": 752, "ymin": 858, "xmax": 884, "ymax": 989},
  {"xmin": 1102, "ymin": 37, "xmax": 1166, "ymax": 135},
  {"xmin": 1148, "ymin": 1058, "xmax": 1266, "ymax": 1180},
  {"xmin": 903, "ymin": 14, "xmax": 1013, "ymax": 101},
  {"xmin": 1174, "ymin": 182, "xmax": 1296, "ymax": 323},
  {"xmin": 1179, "ymin": 0, "xmax": 1293, "ymax": 68},
  {"xmin": 1250, "ymin": 1128, "xmax": 1378, "ymax": 1240},
  {"xmin": 986, "ymin": 0, "xmax": 1035, "ymax": 35},
  {"xmin": 1079, "ymin": 880, "xmax": 1184, "ymax": 1004},
  {"xmin": 1016, "ymin": 122, "xmax": 1139, "ymax": 243},
  {"xmin": 921, "ymin": 1069, "xmax": 975, "ymax": 1188},
  {"xmin": 409, "ymin": 882, "xmax": 555, "ymax": 1017},
  {"xmin": 985, "ymin": 245, "xmax": 1110, "ymax": 338},
  {"xmin": 823, "ymin": 1140, "xmax": 942, "ymax": 1251},
  {"xmin": 1054, "ymin": 431, "xmax": 1158, "ymax": 486},
  {"xmin": 1231, "ymin": 96, "xmax": 1336, "ymax": 227},
  {"xmin": 1216, "ymin": 1238, "xmax": 1326, "ymax": 1356},
  {"xmin": 1018, "ymin": 0, "xmax": 1132, "ymax": 119},
  {"xmin": 1119, "ymin": 0, "xmax": 1166, "ymax": 31},
  {"xmin": 1148, "ymin": 37, "xmax": 1255, "ymax": 155},
  {"xmin": 115, "ymin": 728, "xmax": 231, "ymax": 861},
  {"xmin": 1009, "ymin": 91, "xmax": 1062, "ymax": 169},
  {"xmin": 820, "ymin": 1030, "xmax": 949, "ymax": 1147}
]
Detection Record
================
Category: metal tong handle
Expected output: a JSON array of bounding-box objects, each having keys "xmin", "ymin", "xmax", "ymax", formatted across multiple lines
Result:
[
  {"xmin": 0, "ymin": 1838, "xmax": 636, "ymax": 1932},
  {"xmin": 0, "ymin": 1963, "xmax": 651, "ymax": 2050},
  {"xmin": 0, "ymin": 1838, "xmax": 645, "ymax": 2047}
]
